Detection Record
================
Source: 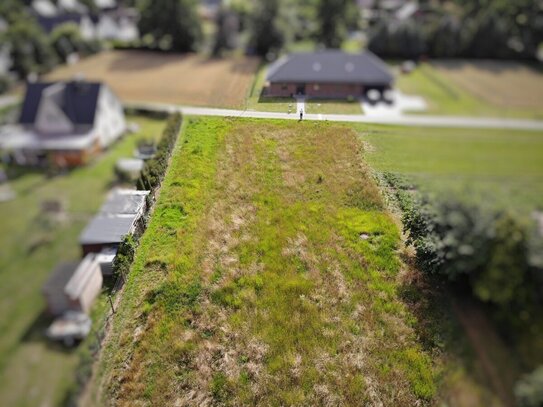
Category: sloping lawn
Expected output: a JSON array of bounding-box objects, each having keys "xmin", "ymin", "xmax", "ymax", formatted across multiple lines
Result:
[
  {"xmin": 88, "ymin": 117, "xmax": 436, "ymax": 406},
  {"xmin": 0, "ymin": 116, "xmax": 164, "ymax": 407}
]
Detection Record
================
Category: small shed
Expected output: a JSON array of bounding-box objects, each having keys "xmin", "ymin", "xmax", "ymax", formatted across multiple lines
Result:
[
  {"xmin": 79, "ymin": 214, "xmax": 138, "ymax": 255},
  {"xmin": 115, "ymin": 158, "xmax": 144, "ymax": 180},
  {"xmin": 79, "ymin": 189, "xmax": 149, "ymax": 255},
  {"xmin": 95, "ymin": 247, "xmax": 117, "ymax": 276},
  {"xmin": 42, "ymin": 254, "xmax": 103, "ymax": 316}
]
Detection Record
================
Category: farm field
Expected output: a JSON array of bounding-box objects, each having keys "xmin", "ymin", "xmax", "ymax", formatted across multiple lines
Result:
[
  {"xmin": 45, "ymin": 50, "xmax": 260, "ymax": 109},
  {"xmin": 0, "ymin": 116, "xmax": 165, "ymax": 407},
  {"xmin": 397, "ymin": 62, "xmax": 543, "ymax": 119},
  {"xmin": 357, "ymin": 124, "xmax": 543, "ymax": 213},
  {"xmin": 87, "ymin": 117, "xmax": 437, "ymax": 406}
]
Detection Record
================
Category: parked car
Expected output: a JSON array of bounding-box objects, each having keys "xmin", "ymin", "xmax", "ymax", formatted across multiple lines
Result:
[{"xmin": 46, "ymin": 311, "xmax": 92, "ymax": 347}]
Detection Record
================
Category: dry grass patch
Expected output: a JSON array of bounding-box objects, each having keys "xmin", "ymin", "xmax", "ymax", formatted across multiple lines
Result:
[
  {"xmin": 432, "ymin": 60, "xmax": 543, "ymax": 110},
  {"xmin": 89, "ymin": 118, "xmax": 436, "ymax": 406},
  {"xmin": 46, "ymin": 50, "xmax": 259, "ymax": 108}
]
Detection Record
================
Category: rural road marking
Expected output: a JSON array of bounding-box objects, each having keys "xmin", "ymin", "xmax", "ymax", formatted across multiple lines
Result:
[{"xmin": 126, "ymin": 102, "xmax": 543, "ymax": 132}]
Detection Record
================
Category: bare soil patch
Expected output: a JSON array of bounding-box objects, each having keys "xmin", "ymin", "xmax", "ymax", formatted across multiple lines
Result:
[{"xmin": 46, "ymin": 50, "xmax": 260, "ymax": 108}]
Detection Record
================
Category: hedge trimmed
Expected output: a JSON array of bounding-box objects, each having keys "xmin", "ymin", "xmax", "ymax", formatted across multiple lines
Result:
[{"xmin": 136, "ymin": 112, "xmax": 183, "ymax": 193}]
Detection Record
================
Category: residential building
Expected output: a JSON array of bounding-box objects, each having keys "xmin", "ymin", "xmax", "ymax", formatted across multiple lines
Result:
[
  {"xmin": 264, "ymin": 50, "xmax": 394, "ymax": 99},
  {"xmin": 0, "ymin": 80, "xmax": 126, "ymax": 167}
]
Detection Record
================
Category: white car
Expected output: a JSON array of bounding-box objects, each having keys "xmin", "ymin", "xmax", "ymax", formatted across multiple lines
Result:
[{"xmin": 46, "ymin": 311, "xmax": 92, "ymax": 347}]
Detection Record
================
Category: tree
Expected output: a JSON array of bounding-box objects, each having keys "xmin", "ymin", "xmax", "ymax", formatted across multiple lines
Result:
[
  {"xmin": 3, "ymin": 20, "xmax": 57, "ymax": 78},
  {"xmin": 212, "ymin": 6, "xmax": 239, "ymax": 57},
  {"xmin": 138, "ymin": 0, "xmax": 202, "ymax": 52},
  {"xmin": 249, "ymin": 0, "xmax": 285, "ymax": 57},
  {"xmin": 50, "ymin": 22, "xmax": 100, "ymax": 62},
  {"xmin": 315, "ymin": 0, "xmax": 356, "ymax": 48}
]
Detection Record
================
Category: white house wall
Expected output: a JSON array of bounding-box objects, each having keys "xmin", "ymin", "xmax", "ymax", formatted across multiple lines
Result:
[{"xmin": 94, "ymin": 85, "xmax": 126, "ymax": 148}]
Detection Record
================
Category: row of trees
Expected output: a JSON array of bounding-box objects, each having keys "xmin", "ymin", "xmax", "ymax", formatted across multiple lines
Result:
[
  {"xmin": 135, "ymin": 0, "xmax": 359, "ymax": 56},
  {"xmin": 368, "ymin": 0, "xmax": 543, "ymax": 59},
  {"xmin": 0, "ymin": 1, "xmax": 101, "ymax": 83}
]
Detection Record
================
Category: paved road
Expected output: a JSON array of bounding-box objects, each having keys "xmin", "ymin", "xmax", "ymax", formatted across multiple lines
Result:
[{"xmin": 127, "ymin": 102, "xmax": 543, "ymax": 131}]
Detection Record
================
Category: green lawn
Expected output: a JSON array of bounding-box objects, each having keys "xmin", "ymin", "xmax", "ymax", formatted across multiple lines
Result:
[
  {"xmin": 88, "ymin": 117, "xmax": 436, "ymax": 406},
  {"xmin": 397, "ymin": 64, "xmax": 543, "ymax": 119},
  {"xmin": 0, "ymin": 115, "xmax": 164, "ymax": 407},
  {"xmin": 305, "ymin": 99, "xmax": 362, "ymax": 115},
  {"xmin": 356, "ymin": 124, "xmax": 543, "ymax": 213}
]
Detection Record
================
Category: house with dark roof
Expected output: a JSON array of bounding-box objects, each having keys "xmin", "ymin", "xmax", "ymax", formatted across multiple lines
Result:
[
  {"xmin": 265, "ymin": 50, "xmax": 394, "ymax": 99},
  {"xmin": 0, "ymin": 80, "xmax": 126, "ymax": 167}
]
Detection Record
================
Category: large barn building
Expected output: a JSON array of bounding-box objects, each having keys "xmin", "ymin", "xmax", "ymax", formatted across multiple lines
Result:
[{"xmin": 264, "ymin": 50, "xmax": 394, "ymax": 99}]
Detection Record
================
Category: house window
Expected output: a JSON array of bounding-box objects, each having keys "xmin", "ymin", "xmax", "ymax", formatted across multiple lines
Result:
[
  {"xmin": 313, "ymin": 84, "xmax": 320, "ymax": 91},
  {"xmin": 281, "ymin": 85, "xmax": 288, "ymax": 91}
]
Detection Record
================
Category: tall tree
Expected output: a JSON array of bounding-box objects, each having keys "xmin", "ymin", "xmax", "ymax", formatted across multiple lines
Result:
[
  {"xmin": 3, "ymin": 20, "xmax": 57, "ymax": 78},
  {"xmin": 249, "ymin": 0, "xmax": 285, "ymax": 57},
  {"xmin": 212, "ymin": 6, "xmax": 239, "ymax": 57},
  {"xmin": 138, "ymin": 0, "xmax": 202, "ymax": 52},
  {"xmin": 315, "ymin": 0, "xmax": 357, "ymax": 48}
]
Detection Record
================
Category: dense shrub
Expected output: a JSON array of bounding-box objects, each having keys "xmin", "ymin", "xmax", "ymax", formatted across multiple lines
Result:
[
  {"xmin": 136, "ymin": 113, "xmax": 183, "ymax": 192},
  {"xmin": 383, "ymin": 173, "xmax": 542, "ymax": 312},
  {"xmin": 50, "ymin": 23, "xmax": 102, "ymax": 63},
  {"xmin": 112, "ymin": 234, "xmax": 136, "ymax": 279}
]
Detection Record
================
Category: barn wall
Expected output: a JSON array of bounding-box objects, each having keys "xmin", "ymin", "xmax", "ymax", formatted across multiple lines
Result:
[{"xmin": 266, "ymin": 82, "xmax": 367, "ymax": 99}]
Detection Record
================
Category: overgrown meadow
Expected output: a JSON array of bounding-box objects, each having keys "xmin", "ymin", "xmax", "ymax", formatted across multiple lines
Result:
[{"xmin": 91, "ymin": 117, "xmax": 436, "ymax": 406}]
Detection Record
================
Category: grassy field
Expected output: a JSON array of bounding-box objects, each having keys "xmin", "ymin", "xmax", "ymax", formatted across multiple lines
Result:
[
  {"xmin": 0, "ymin": 116, "xmax": 164, "ymax": 407},
  {"xmin": 397, "ymin": 63, "xmax": 543, "ymax": 119},
  {"xmin": 356, "ymin": 124, "xmax": 543, "ymax": 213},
  {"xmin": 87, "ymin": 117, "xmax": 437, "ymax": 406},
  {"xmin": 305, "ymin": 99, "xmax": 362, "ymax": 115},
  {"xmin": 46, "ymin": 50, "xmax": 260, "ymax": 109}
]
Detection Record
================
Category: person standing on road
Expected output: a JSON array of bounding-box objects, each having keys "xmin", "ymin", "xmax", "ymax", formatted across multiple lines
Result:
[{"xmin": 299, "ymin": 109, "xmax": 304, "ymax": 121}]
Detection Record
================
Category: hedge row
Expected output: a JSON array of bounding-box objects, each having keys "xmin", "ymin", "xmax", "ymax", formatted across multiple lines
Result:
[
  {"xmin": 136, "ymin": 112, "xmax": 183, "ymax": 193},
  {"xmin": 112, "ymin": 113, "xmax": 182, "ymax": 279},
  {"xmin": 382, "ymin": 173, "xmax": 543, "ymax": 319}
]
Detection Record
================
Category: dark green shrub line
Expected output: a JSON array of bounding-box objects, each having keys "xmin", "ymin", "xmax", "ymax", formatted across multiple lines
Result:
[
  {"xmin": 136, "ymin": 113, "xmax": 183, "ymax": 193},
  {"xmin": 382, "ymin": 172, "xmax": 543, "ymax": 318}
]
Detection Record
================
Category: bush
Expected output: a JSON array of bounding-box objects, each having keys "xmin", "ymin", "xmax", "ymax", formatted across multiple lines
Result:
[
  {"xmin": 112, "ymin": 234, "xmax": 136, "ymax": 279},
  {"xmin": 382, "ymin": 173, "xmax": 541, "ymax": 311},
  {"xmin": 515, "ymin": 366, "xmax": 543, "ymax": 407},
  {"xmin": 136, "ymin": 113, "xmax": 183, "ymax": 193}
]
